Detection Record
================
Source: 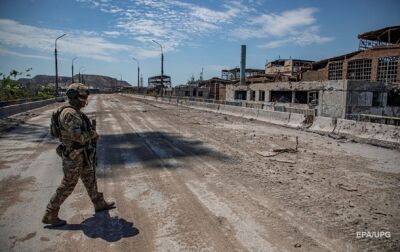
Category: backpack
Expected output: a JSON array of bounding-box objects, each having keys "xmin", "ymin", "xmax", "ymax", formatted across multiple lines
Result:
[{"xmin": 50, "ymin": 105, "xmax": 74, "ymax": 138}]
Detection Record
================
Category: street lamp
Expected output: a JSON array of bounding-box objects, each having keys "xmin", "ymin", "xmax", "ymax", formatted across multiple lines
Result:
[
  {"xmin": 79, "ymin": 67, "xmax": 85, "ymax": 83},
  {"xmin": 152, "ymin": 40, "xmax": 164, "ymax": 95},
  {"xmin": 71, "ymin": 57, "xmax": 78, "ymax": 84},
  {"xmin": 54, "ymin": 33, "xmax": 66, "ymax": 96},
  {"xmin": 132, "ymin": 57, "xmax": 140, "ymax": 91}
]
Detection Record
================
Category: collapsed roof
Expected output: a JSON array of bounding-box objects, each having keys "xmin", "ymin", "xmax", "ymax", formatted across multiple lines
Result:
[{"xmin": 358, "ymin": 26, "xmax": 400, "ymax": 44}]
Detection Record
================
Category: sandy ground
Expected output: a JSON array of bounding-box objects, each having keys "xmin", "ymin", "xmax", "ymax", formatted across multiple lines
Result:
[{"xmin": 0, "ymin": 93, "xmax": 399, "ymax": 252}]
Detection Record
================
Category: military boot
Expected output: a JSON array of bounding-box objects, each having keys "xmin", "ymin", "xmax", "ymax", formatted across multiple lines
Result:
[
  {"xmin": 42, "ymin": 209, "xmax": 66, "ymax": 227},
  {"xmin": 93, "ymin": 193, "xmax": 116, "ymax": 212},
  {"xmin": 94, "ymin": 200, "xmax": 116, "ymax": 212}
]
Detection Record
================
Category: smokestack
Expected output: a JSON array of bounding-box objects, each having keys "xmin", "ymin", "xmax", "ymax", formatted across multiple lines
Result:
[{"xmin": 240, "ymin": 45, "xmax": 246, "ymax": 85}]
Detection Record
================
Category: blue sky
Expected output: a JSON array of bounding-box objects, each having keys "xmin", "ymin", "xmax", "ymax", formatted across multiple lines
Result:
[{"xmin": 0, "ymin": 0, "xmax": 399, "ymax": 86}]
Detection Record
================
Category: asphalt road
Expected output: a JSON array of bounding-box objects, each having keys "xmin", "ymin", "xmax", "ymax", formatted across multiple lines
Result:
[{"xmin": 0, "ymin": 94, "xmax": 399, "ymax": 251}]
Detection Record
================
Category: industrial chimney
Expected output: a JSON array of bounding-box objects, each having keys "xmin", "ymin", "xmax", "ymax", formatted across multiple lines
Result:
[{"xmin": 240, "ymin": 45, "xmax": 246, "ymax": 85}]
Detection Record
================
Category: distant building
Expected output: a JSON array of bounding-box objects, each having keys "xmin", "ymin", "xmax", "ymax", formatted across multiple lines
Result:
[
  {"xmin": 358, "ymin": 25, "xmax": 400, "ymax": 50},
  {"xmin": 221, "ymin": 68, "xmax": 264, "ymax": 80},
  {"xmin": 226, "ymin": 26, "xmax": 400, "ymax": 120},
  {"xmin": 148, "ymin": 75, "xmax": 171, "ymax": 89},
  {"xmin": 265, "ymin": 59, "xmax": 313, "ymax": 78},
  {"xmin": 303, "ymin": 26, "xmax": 400, "ymax": 83},
  {"xmin": 173, "ymin": 77, "xmax": 231, "ymax": 100}
]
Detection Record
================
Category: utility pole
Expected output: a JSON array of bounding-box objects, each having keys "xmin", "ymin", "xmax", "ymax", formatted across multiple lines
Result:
[
  {"xmin": 79, "ymin": 67, "xmax": 85, "ymax": 84},
  {"xmin": 132, "ymin": 57, "xmax": 140, "ymax": 92},
  {"xmin": 54, "ymin": 33, "xmax": 66, "ymax": 96},
  {"xmin": 71, "ymin": 57, "xmax": 77, "ymax": 84},
  {"xmin": 152, "ymin": 40, "xmax": 164, "ymax": 96}
]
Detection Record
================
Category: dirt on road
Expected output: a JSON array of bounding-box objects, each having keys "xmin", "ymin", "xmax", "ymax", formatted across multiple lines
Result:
[{"xmin": 0, "ymin": 94, "xmax": 399, "ymax": 251}]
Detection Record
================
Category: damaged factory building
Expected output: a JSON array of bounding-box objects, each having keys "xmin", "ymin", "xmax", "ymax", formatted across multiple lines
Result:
[{"xmin": 226, "ymin": 26, "xmax": 400, "ymax": 121}]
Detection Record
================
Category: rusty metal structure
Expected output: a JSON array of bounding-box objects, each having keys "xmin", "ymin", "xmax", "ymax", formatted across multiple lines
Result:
[{"xmin": 358, "ymin": 26, "xmax": 400, "ymax": 50}]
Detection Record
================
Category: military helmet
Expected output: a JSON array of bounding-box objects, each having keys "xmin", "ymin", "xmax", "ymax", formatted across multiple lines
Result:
[{"xmin": 66, "ymin": 83, "xmax": 89, "ymax": 101}]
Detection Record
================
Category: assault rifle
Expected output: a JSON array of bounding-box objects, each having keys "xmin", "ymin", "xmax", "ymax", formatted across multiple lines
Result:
[{"xmin": 81, "ymin": 113, "xmax": 97, "ymax": 171}]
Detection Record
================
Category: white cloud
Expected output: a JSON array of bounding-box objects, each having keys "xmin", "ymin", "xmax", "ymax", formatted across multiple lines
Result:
[
  {"xmin": 1, "ymin": 1, "xmax": 333, "ymax": 64},
  {"xmin": 103, "ymin": 30, "xmax": 121, "ymax": 37},
  {"xmin": 77, "ymin": 0, "xmax": 249, "ymax": 52},
  {"xmin": 0, "ymin": 19, "xmax": 159, "ymax": 61},
  {"xmin": 233, "ymin": 7, "xmax": 333, "ymax": 48},
  {"xmin": 252, "ymin": 8, "xmax": 317, "ymax": 37},
  {"xmin": 259, "ymin": 26, "xmax": 333, "ymax": 49},
  {"xmin": 76, "ymin": 1, "xmax": 331, "ymax": 51},
  {"xmin": 0, "ymin": 47, "xmax": 51, "ymax": 60}
]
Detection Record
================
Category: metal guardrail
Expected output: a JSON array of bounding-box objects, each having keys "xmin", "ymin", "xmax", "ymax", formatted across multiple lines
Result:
[
  {"xmin": 151, "ymin": 95, "xmax": 316, "ymax": 116},
  {"xmin": 0, "ymin": 97, "xmax": 54, "ymax": 107},
  {"xmin": 347, "ymin": 113, "xmax": 400, "ymax": 126}
]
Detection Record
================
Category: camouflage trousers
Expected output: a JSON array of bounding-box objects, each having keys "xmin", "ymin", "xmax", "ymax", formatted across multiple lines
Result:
[{"xmin": 45, "ymin": 150, "xmax": 103, "ymax": 213}]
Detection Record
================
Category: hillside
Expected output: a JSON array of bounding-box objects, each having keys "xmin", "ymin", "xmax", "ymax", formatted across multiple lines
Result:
[{"xmin": 18, "ymin": 74, "xmax": 131, "ymax": 90}]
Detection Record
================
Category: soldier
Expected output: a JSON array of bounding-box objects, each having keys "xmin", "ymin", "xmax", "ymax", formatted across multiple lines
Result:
[{"xmin": 42, "ymin": 83, "xmax": 115, "ymax": 227}]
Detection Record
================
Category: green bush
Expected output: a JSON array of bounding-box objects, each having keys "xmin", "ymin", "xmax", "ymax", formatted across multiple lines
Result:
[{"xmin": 0, "ymin": 68, "xmax": 54, "ymax": 101}]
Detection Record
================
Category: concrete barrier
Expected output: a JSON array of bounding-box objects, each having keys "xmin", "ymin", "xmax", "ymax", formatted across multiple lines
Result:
[
  {"xmin": 334, "ymin": 119, "xmax": 400, "ymax": 148},
  {"xmin": 257, "ymin": 110, "xmax": 290, "ymax": 126},
  {"xmin": 0, "ymin": 98, "xmax": 58, "ymax": 119},
  {"xmin": 183, "ymin": 100, "xmax": 193, "ymax": 106},
  {"xmin": 204, "ymin": 103, "xmax": 219, "ymax": 111},
  {"xmin": 186, "ymin": 101, "xmax": 219, "ymax": 112},
  {"xmin": 287, "ymin": 113, "xmax": 305, "ymax": 128},
  {"xmin": 218, "ymin": 105, "xmax": 245, "ymax": 117},
  {"xmin": 191, "ymin": 101, "xmax": 204, "ymax": 107},
  {"xmin": 308, "ymin": 116, "xmax": 336, "ymax": 134},
  {"xmin": 241, "ymin": 107, "xmax": 259, "ymax": 120},
  {"xmin": 128, "ymin": 94, "xmax": 400, "ymax": 149}
]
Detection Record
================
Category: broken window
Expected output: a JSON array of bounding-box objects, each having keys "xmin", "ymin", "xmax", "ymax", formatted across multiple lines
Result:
[
  {"xmin": 347, "ymin": 59, "xmax": 372, "ymax": 80},
  {"xmin": 250, "ymin": 91, "xmax": 256, "ymax": 101},
  {"xmin": 235, "ymin": 90, "xmax": 247, "ymax": 100},
  {"xmin": 259, "ymin": 91, "xmax": 265, "ymax": 101},
  {"xmin": 308, "ymin": 91, "xmax": 319, "ymax": 105},
  {"xmin": 372, "ymin": 92, "xmax": 382, "ymax": 106},
  {"xmin": 377, "ymin": 56, "xmax": 399, "ymax": 83},
  {"xmin": 198, "ymin": 91, "xmax": 203, "ymax": 97},
  {"xmin": 184, "ymin": 91, "xmax": 190, "ymax": 96},
  {"xmin": 294, "ymin": 91, "xmax": 308, "ymax": 104},
  {"xmin": 328, "ymin": 61, "xmax": 343, "ymax": 80},
  {"xmin": 192, "ymin": 89, "xmax": 197, "ymax": 96},
  {"xmin": 271, "ymin": 91, "xmax": 291, "ymax": 103},
  {"xmin": 387, "ymin": 90, "xmax": 400, "ymax": 106}
]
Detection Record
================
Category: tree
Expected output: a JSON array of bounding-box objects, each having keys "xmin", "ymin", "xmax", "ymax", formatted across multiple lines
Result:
[
  {"xmin": 0, "ymin": 68, "xmax": 52, "ymax": 101},
  {"xmin": 37, "ymin": 84, "xmax": 55, "ymax": 99}
]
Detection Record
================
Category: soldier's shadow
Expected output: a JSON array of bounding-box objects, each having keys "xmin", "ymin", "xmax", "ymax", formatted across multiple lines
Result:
[{"xmin": 46, "ymin": 210, "xmax": 139, "ymax": 242}]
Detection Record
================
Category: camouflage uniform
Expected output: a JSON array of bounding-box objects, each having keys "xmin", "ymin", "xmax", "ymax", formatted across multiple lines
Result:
[
  {"xmin": 46, "ymin": 107, "xmax": 101, "ymax": 212},
  {"xmin": 43, "ymin": 83, "xmax": 114, "ymax": 226}
]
